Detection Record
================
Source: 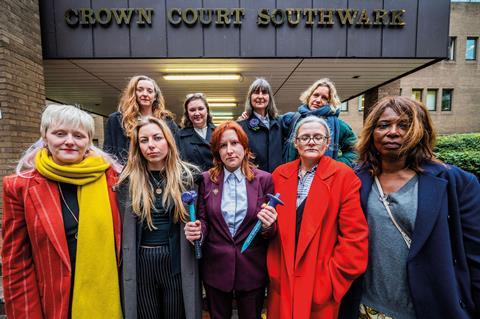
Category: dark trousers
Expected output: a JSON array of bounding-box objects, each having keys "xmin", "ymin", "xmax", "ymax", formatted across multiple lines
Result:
[
  {"xmin": 138, "ymin": 246, "xmax": 185, "ymax": 319},
  {"xmin": 204, "ymin": 283, "xmax": 265, "ymax": 319}
]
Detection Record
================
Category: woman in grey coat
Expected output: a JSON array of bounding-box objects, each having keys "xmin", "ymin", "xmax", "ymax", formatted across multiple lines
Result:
[{"xmin": 117, "ymin": 116, "xmax": 202, "ymax": 319}]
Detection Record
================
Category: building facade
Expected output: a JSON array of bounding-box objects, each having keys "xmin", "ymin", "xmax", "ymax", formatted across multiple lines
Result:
[{"xmin": 341, "ymin": 1, "xmax": 480, "ymax": 135}]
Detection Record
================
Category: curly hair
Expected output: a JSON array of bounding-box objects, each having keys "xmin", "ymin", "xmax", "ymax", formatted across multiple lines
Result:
[{"xmin": 118, "ymin": 75, "xmax": 174, "ymax": 137}]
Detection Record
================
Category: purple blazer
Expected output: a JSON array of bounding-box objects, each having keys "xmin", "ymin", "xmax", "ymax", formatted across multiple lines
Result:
[{"xmin": 197, "ymin": 168, "xmax": 275, "ymax": 292}]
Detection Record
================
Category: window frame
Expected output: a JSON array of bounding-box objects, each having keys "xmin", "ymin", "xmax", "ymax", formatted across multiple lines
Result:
[
  {"xmin": 447, "ymin": 36, "xmax": 456, "ymax": 61},
  {"xmin": 411, "ymin": 88, "xmax": 423, "ymax": 102},
  {"xmin": 340, "ymin": 101, "xmax": 348, "ymax": 112},
  {"xmin": 358, "ymin": 95, "xmax": 364, "ymax": 112},
  {"xmin": 441, "ymin": 89, "xmax": 453, "ymax": 112},
  {"xmin": 426, "ymin": 89, "xmax": 438, "ymax": 111},
  {"xmin": 465, "ymin": 37, "xmax": 478, "ymax": 61}
]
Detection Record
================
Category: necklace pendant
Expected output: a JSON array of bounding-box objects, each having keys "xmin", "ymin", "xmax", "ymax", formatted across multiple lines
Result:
[
  {"xmin": 156, "ymin": 188, "xmax": 162, "ymax": 195},
  {"xmin": 75, "ymin": 232, "xmax": 78, "ymax": 240}
]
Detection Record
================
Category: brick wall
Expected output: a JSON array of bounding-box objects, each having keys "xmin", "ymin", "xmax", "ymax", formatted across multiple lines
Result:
[{"xmin": 0, "ymin": 0, "xmax": 45, "ymax": 216}]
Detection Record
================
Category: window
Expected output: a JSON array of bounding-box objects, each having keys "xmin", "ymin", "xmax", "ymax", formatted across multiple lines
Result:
[
  {"xmin": 358, "ymin": 95, "xmax": 364, "ymax": 112},
  {"xmin": 426, "ymin": 89, "xmax": 437, "ymax": 111},
  {"xmin": 411, "ymin": 89, "xmax": 423, "ymax": 102},
  {"xmin": 441, "ymin": 89, "xmax": 453, "ymax": 111},
  {"xmin": 465, "ymin": 37, "xmax": 477, "ymax": 60},
  {"xmin": 340, "ymin": 101, "xmax": 348, "ymax": 112},
  {"xmin": 448, "ymin": 37, "xmax": 456, "ymax": 60}
]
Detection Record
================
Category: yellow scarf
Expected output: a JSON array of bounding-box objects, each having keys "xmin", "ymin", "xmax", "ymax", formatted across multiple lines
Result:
[{"xmin": 35, "ymin": 149, "xmax": 123, "ymax": 319}]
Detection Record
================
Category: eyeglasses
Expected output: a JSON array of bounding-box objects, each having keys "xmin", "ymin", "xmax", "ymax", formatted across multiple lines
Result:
[{"xmin": 296, "ymin": 134, "xmax": 329, "ymax": 145}]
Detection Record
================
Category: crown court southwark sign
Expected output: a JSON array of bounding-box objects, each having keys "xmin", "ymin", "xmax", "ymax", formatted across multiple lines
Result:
[
  {"xmin": 40, "ymin": 0, "xmax": 449, "ymax": 59},
  {"xmin": 64, "ymin": 7, "xmax": 406, "ymax": 27}
]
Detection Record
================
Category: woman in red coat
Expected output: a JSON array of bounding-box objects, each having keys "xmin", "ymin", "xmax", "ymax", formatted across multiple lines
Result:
[
  {"xmin": 2, "ymin": 104, "xmax": 122, "ymax": 319},
  {"xmin": 267, "ymin": 115, "xmax": 368, "ymax": 319}
]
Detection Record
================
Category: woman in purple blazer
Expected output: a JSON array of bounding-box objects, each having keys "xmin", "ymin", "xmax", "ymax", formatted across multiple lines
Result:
[{"xmin": 185, "ymin": 120, "xmax": 278, "ymax": 319}]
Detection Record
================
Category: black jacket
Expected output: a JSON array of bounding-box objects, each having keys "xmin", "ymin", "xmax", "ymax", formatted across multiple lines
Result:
[
  {"xmin": 175, "ymin": 123, "xmax": 215, "ymax": 172},
  {"xmin": 238, "ymin": 114, "xmax": 283, "ymax": 173},
  {"xmin": 104, "ymin": 111, "xmax": 178, "ymax": 164}
]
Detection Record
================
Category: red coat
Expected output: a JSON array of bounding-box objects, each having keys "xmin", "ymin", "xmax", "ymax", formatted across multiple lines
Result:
[
  {"xmin": 1, "ymin": 169, "xmax": 122, "ymax": 319},
  {"xmin": 267, "ymin": 157, "xmax": 368, "ymax": 319}
]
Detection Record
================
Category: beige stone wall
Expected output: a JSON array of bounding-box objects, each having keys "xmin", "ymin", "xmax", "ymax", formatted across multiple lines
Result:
[
  {"xmin": 0, "ymin": 0, "xmax": 45, "ymax": 215},
  {"xmin": 339, "ymin": 2, "xmax": 480, "ymax": 136},
  {"xmin": 400, "ymin": 3, "xmax": 480, "ymax": 135}
]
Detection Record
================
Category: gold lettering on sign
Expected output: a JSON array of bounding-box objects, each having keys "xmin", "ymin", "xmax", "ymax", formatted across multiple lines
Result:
[
  {"xmin": 63, "ymin": 7, "xmax": 407, "ymax": 28},
  {"xmin": 216, "ymin": 8, "xmax": 231, "ymax": 25},
  {"xmin": 137, "ymin": 8, "xmax": 153, "ymax": 25},
  {"xmin": 168, "ymin": 8, "xmax": 182, "ymax": 25},
  {"xmin": 112, "ymin": 9, "xmax": 135, "ymax": 24},
  {"xmin": 336, "ymin": 9, "xmax": 358, "ymax": 25},
  {"xmin": 303, "ymin": 9, "xmax": 317, "ymax": 25},
  {"xmin": 356, "ymin": 9, "xmax": 372, "ymax": 25},
  {"xmin": 373, "ymin": 9, "xmax": 388, "ymax": 25},
  {"xmin": 232, "ymin": 8, "xmax": 245, "ymax": 25},
  {"xmin": 318, "ymin": 9, "xmax": 334, "ymax": 25},
  {"xmin": 286, "ymin": 9, "xmax": 301, "ymax": 26},
  {"xmin": 390, "ymin": 10, "xmax": 406, "ymax": 26},
  {"xmin": 257, "ymin": 9, "xmax": 270, "ymax": 25}
]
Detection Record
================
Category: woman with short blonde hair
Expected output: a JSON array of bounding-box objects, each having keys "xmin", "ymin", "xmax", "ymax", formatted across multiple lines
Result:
[{"xmin": 2, "ymin": 104, "xmax": 123, "ymax": 319}]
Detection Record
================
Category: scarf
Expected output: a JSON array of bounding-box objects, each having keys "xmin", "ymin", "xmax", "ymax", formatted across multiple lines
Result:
[
  {"xmin": 35, "ymin": 149, "xmax": 122, "ymax": 319},
  {"xmin": 285, "ymin": 104, "xmax": 341, "ymax": 161}
]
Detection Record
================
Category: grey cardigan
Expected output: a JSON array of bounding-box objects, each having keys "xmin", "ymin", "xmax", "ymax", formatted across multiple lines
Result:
[{"xmin": 117, "ymin": 183, "xmax": 202, "ymax": 319}]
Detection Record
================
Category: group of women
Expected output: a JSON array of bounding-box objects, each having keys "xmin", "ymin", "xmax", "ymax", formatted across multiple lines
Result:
[{"xmin": 2, "ymin": 74, "xmax": 479, "ymax": 319}]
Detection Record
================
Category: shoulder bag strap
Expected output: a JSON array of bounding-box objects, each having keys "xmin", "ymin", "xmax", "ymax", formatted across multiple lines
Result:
[{"xmin": 374, "ymin": 176, "xmax": 412, "ymax": 248}]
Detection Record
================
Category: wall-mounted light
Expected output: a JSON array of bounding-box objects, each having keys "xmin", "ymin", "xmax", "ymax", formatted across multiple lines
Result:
[{"xmin": 163, "ymin": 74, "xmax": 242, "ymax": 81}]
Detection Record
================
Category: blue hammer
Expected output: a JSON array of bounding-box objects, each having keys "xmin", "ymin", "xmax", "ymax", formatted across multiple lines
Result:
[
  {"xmin": 181, "ymin": 190, "xmax": 202, "ymax": 259},
  {"xmin": 241, "ymin": 193, "xmax": 284, "ymax": 253}
]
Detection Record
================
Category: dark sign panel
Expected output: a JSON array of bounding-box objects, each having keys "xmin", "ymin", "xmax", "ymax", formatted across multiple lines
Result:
[{"xmin": 39, "ymin": 0, "xmax": 450, "ymax": 58}]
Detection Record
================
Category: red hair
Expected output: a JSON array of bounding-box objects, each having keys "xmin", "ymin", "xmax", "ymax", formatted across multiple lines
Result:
[{"xmin": 209, "ymin": 120, "xmax": 256, "ymax": 183}]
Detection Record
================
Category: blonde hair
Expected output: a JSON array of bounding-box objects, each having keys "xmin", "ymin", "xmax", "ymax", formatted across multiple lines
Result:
[
  {"xmin": 244, "ymin": 78, "xmax": 279, "ymax": 118},
  {"xmin": 118, "ymin": 75, "xmax": 174, "ymax": 137},
  {"xmin": 16, "ymin": 104, "xmax": 121, "ymax": 174},
  {"xmin": 299, "ymin": 78, "xmax": 341, "ymax": 112},
  {"xmin": 118, "ymin": 116, "xmax": 199, "ymax": 228}
]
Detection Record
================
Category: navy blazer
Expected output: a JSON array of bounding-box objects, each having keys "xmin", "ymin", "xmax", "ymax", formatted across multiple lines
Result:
[
  {"xmin": 197, "ymin": 168, "xmax": 276, "ymax": 292},
  {"xmin": 238, "ymin": 115, "xmax": 283, "ymax": 173},
  {"xmin": 176, "ymin": 123, "xmax": 215, "ymax": 172},
  {"xmin": 104, "ymin": 111, "xmax": 178, "ymax": 164},
  {"xmin": 339, "ymin": 162, "xmax": 480, "ymax": 319}
]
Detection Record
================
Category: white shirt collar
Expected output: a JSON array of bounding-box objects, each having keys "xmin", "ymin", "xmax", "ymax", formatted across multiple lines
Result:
[
  {"xmin": 223, "ymin": 167, "xmax": 244, "ymax": 183},
  {"xmin": 194, "ymin": 126, "xmax": 208, "ymax": 139}
]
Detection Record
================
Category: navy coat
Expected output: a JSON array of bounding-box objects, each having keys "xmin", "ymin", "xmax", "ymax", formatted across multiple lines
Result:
[
  {"xmin": 104, "ymin": 111, "xmax": 178, "ymax": 164},
  {"xmin": 339, "ymin": 162, "xmax": 480, "ymax": 319},
  {"xmin": 176, "ymin": 123, "xmax": 215, "ymax": 172},
  {"xmin": 238, "ymin": 115, "xmax": 283, "ymax": 173}
]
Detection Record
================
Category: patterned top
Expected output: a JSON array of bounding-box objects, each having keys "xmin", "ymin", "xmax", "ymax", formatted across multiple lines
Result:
[{"xmin": 296, "ymin": 164, "xmax": 318, "ymax": 207}]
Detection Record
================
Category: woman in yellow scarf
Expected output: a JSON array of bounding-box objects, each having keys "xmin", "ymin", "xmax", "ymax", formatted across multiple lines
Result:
[{"xmin": 2, "ymin": 104, "xmax": 123, "ymax": 319}]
